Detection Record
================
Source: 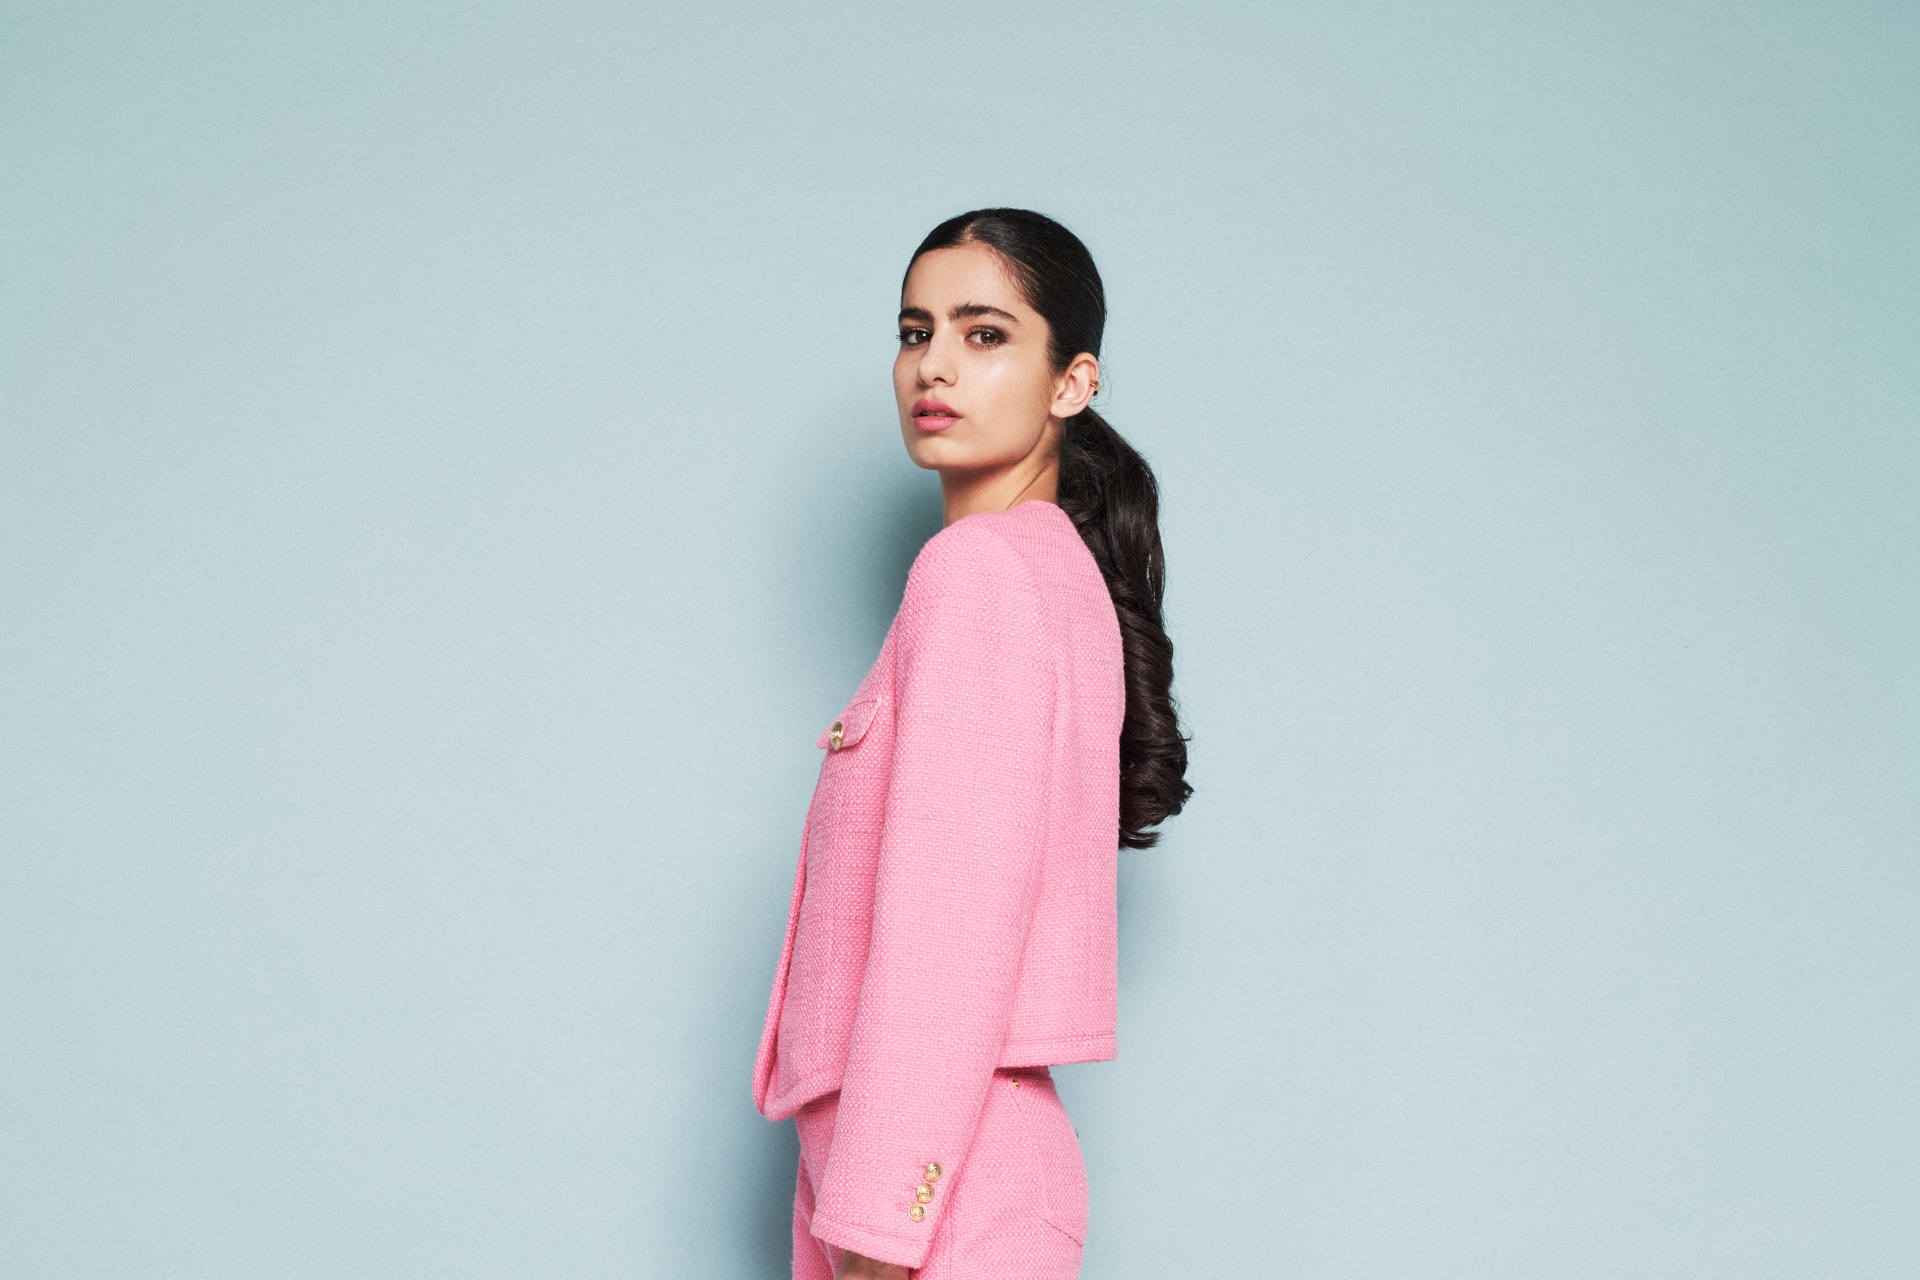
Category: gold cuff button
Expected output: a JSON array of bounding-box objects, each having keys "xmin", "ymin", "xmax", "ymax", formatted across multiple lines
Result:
[
  {"xmin": 908, "ymin": 1204, "xmax": 926, "ymax": 1222},
  {"xmin": 915, "ymin": 1183, "xmax": 933, "ymax": 1203},
  {"xmin": 828, "ymin": 721, "xmax": 844, "ymax": 750},
  {"xmin": 924, "ymin": 1162, "xmax": 942, "ymax": 1182}
]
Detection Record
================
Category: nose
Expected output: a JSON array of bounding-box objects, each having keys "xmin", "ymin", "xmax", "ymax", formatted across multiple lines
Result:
[{"xmin": 917, "ymin": 329, "xmax": 958, "ymax": 388}]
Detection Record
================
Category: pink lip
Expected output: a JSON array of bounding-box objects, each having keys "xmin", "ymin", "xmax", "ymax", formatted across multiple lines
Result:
[{"xmin": 912, "ymin": 398, "xmax": 962, "ymax": 431}]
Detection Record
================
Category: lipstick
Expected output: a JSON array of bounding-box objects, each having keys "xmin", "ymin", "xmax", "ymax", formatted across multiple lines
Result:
[{"xmin": 912, "ymin": 397, "xmax": 962, "ymax": 431}]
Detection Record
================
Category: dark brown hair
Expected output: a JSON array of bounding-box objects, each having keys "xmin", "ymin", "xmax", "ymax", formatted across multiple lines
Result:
[{"xmin": 907, "ymin": 208, "xmax": 1191, "ymax": 848}]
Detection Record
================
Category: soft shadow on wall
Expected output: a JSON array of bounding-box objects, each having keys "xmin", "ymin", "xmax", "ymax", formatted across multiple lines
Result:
[
  {"xmin": 733, "ymin": 416, "xmax": 943, "ymax": 1276},
  {"xmin": 773, "ymin": 407, "xmax": 949, "ymax": 702}
]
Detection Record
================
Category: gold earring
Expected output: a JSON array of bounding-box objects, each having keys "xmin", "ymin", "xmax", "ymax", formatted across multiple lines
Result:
[{"xmin": 1091, "ymin": 379, "xmax": 1102, "ymax": 394}]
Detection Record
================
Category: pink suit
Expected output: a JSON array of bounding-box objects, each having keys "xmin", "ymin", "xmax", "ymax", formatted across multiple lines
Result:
[{"xmin": 754, "ymin": 500, "xmax": 1124, "ymax": 1274}]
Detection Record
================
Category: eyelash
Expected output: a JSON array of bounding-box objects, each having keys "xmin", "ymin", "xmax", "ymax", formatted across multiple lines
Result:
[{"xmin": 896, "ymin": 327, "xmax": 1007, "ymax": 348}]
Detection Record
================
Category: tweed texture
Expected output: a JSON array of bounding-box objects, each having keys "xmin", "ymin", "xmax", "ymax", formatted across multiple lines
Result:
[
  {"xmin": 753, "ymin": 500, "xmax": 1122, "ymax": 1268},
  {"xmin": 792, "ymin": 1070, "xmax": 1086, "ymax": 1279}
]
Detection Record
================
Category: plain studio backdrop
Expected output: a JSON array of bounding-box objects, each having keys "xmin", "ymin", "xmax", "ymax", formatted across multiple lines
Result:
[{"xmin": 2, "ymin": 4, "xmax": 1916, "ymax": 1277}]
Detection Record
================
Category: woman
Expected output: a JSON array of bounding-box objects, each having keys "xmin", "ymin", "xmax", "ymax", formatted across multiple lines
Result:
[{"xmin": 753, "ymin": 209, "xmax": 1190, "ymax": 1278}]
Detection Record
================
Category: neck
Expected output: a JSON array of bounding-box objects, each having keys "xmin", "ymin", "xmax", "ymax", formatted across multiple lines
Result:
[
  {"xmin": 940, "ymin": 454, "xmax": 1059, "ymax": 526},
  {"xmin": 938, "ymin": 418, "xmax": 1063, "ymax": 526}
]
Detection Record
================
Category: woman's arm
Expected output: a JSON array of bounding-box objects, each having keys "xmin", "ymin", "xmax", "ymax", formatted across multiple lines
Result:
[{"xmin": 805, "ymin": 522, "xmax": 1055, "ymax": 1269}]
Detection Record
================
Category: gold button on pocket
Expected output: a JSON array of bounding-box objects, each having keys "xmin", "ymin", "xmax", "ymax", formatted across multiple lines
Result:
[
  {"xmin": 924, "ymin": 1162, "xmax": 942, "ymax": 1182},
  {"xmin": 909, "ymin": 1204, "xmax": 926, "ymax": 1222},
  {"xmin": 915, "ymin": 1183, "xmax": 933, "ymax": 1203},
  {"xmin": 817, "ymin": 696, "xmax": 881, "ymax": 752}
]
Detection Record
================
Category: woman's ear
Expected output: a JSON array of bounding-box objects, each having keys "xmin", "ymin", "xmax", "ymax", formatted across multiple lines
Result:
[{"xmin": 1051, "ymin": 353, "xmax": 1101, "ymax": 418}]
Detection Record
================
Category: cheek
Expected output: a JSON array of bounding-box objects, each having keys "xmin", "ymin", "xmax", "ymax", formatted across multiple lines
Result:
[
  {"xmin": 976, "ymin": 356, "xmax": 1055, "ymax": 422},
  {"xmin": 954, "ymin": 370, "xmax": 1046, "ymax": 459}
]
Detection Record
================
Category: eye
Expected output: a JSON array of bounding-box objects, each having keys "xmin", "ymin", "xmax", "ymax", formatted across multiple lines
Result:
[
  {"xmin": 897, "ymin": 327, "xmax": 930, "ymax": 347},
  {"xmin": 968, "ymin": 327, "xmax": 1007, "ymax": 348}
]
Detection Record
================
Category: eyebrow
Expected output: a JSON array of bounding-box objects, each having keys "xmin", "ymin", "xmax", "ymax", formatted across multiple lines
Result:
[{"xmin": 897, "ymin": 302, "xmax": 1022, "ymax": 325}]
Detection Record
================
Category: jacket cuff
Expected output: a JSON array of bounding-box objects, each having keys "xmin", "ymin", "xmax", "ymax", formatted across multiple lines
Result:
[{"xmin": 807, "ymin": 1210, "xmax": 933, "ymax": 1270}]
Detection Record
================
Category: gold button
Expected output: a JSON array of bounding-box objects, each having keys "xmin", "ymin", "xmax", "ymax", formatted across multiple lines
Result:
[
  {"xmin": 915, "ymin": 1183, "xmax": 933, "ymax": 1203},
  {"xmin": 924, "ymin": 1163, "xmax": 942, "ymax": 1182},
  {"xmin": 909, "ymin": 1204, "xmax": 926, "ymax": 1222},
  {"xmin": 828, "ymin": 721, "xmax": 844, "ymax": 750},
  {"xmin": 1012, "ymin": 1079, "xmax": 1022, "ymax": 1088}
]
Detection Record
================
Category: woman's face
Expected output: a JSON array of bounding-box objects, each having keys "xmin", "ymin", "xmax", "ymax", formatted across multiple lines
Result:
[{"xmin": 893, "ymin": 243, "xmax": 1067, "ymax": 475}]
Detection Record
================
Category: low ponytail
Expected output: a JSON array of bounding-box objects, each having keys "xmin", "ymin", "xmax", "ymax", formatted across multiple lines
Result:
[
  {"xmin": 1058, "ymin": 407, "xmax": 1190, "ymax": 846},
  {"xmin": 908, "ymin": 210, "xmax": 1191, "ymax": 848}
]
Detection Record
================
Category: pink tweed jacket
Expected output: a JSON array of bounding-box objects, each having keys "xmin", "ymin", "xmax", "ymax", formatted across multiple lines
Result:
[{"xmin": 753, "ymin": 499, "xmax": 1124, "ymax": 1267}]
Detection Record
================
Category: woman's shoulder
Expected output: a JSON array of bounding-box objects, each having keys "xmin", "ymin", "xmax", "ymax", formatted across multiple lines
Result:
[
  {"xmin": 904, "ymin": 511, "xmax": 1033, "ymax": 605},
  {"xmin": 910, "ymin": 501, "xmax": 1077, "ymax": 583},
  {"xmin": 899, "ymin": 501, "xmax": 1104, "ymax": 641},
  {"xmin": 898, "ymin": 503, "xmax": 1078, "ymax": 630}
]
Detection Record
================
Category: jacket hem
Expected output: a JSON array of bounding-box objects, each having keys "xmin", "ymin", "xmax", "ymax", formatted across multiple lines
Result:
[
  {"xmin": 758, "ymin": 1063, "xmax": 844, "ymax": 1123},
  {"xmin": 999, "ymin": 1032, "xmax": 1116, "ymax": 1065},
  {"xmin": 763, "ymin": 1033, "xmax": 1116, "ymax": 1122},
  {"xmin": 760, "ymin": 1033, "xmax": 1116, "ymax": 1122}
]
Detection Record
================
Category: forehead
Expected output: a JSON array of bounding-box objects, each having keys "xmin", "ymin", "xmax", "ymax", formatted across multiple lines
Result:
[{"xmin": 902, "ymin": 243, "xmax": 1031, "ymax": 312}]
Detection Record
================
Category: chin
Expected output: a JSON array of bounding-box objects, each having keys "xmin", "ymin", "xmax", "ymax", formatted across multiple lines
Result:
[{"xmin": 902, "ymin": 427, "xmax": 967, "ymax": 466}]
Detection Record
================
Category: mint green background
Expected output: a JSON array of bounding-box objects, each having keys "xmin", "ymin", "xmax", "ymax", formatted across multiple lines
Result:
[{"xmin": 3, "ymin": 4, "xmax": 1916, "ymax": 1276}]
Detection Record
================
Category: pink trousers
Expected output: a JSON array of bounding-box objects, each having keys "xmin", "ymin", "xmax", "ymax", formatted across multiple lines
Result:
[{"xmin": 792, "ymin": 1067, "xmax": 1087, "ymax": 1278}]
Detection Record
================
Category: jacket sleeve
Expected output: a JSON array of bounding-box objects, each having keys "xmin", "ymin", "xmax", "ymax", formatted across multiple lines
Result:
[{"xmin": 807, "ymin": 522, "xmax": 1055, "ymax": 1266}]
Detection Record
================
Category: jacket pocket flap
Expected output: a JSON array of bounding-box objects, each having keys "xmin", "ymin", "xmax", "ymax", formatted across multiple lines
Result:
[{"xmin": 816, "ymin": 696, "xmax": 882, "ymax": 751}]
